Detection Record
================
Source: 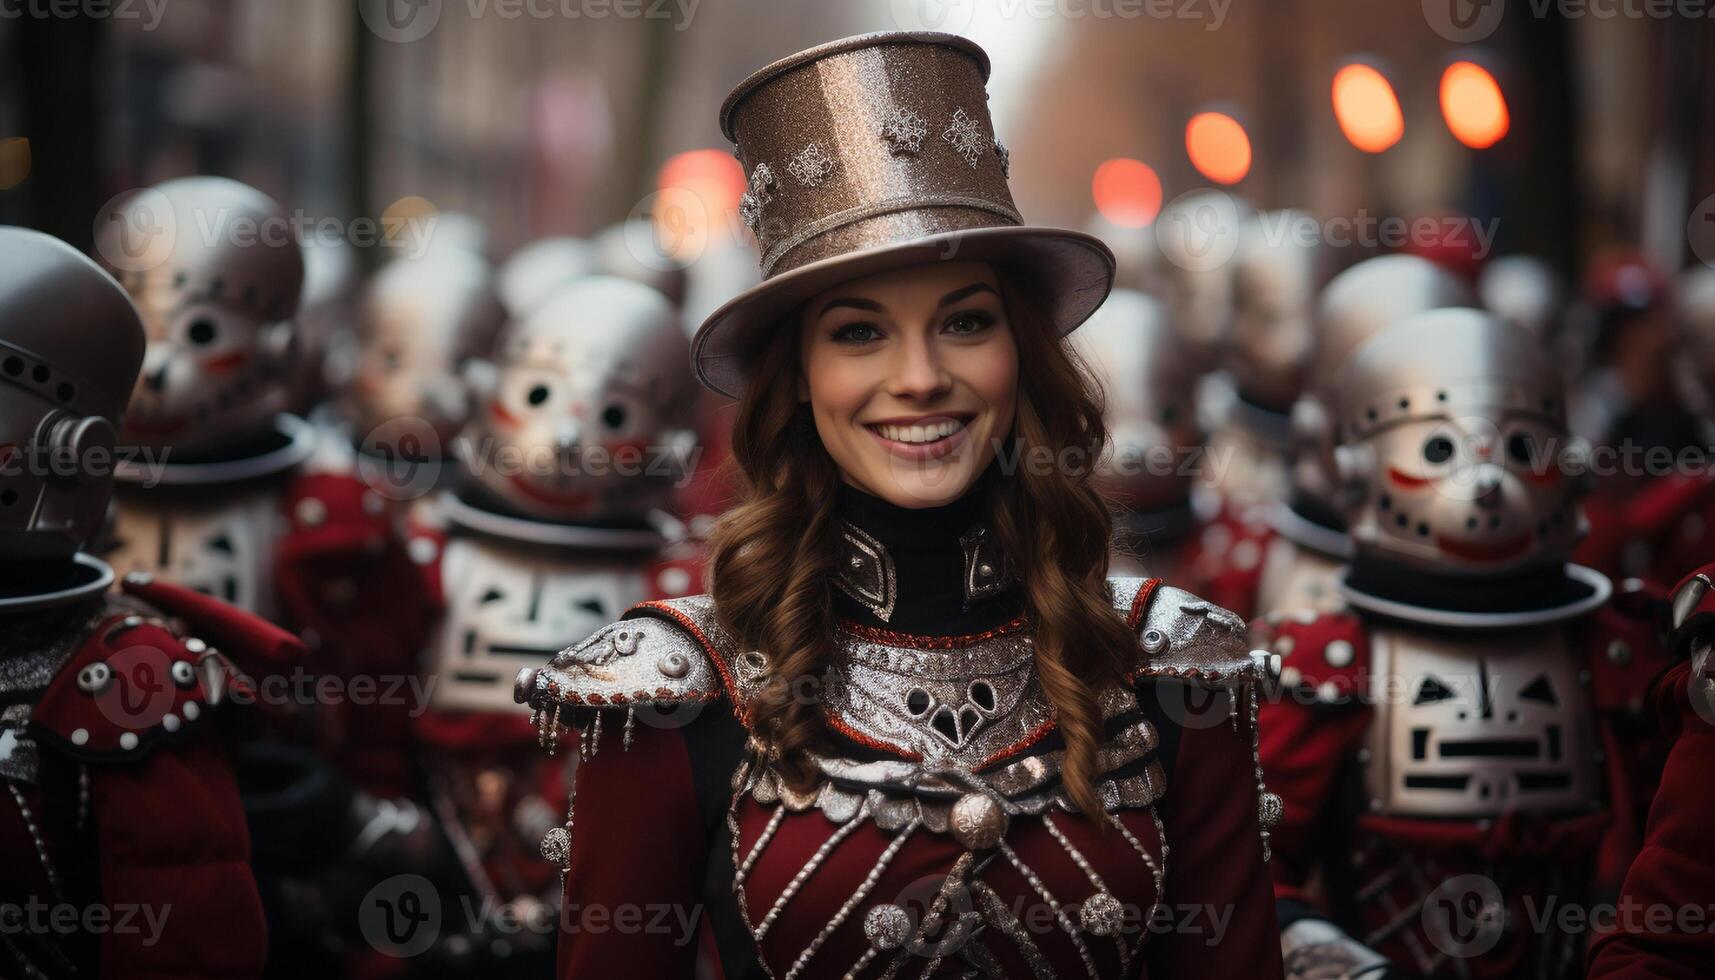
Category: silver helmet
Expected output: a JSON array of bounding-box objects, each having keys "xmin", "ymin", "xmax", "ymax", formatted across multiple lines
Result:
[
  {"xmin": 1072, "ymin": 289, "xmax": 1200, "ymax": 512},
  {"xmin": 1292, "ymin": 255, "xmax": 1477, "ymax": 511},
  {"xmin": 1227, "ymin": 210, "xmax": 1320, "ymax": 412},
  {"xmin": 1151, "ymin": 190, "xmax": 1250, "ymax": 368},
  {"xmin": 0, "ymin": 227, "xmax": 146, "ymax": 561},
  {"xmin": 95, "ymin": 177, "xmax": 304, "ymax": 455},
  {"xmin": 496, "ymin": 235, "xmax": 597, "ymax": 318},
  {"xmin": 458, "ymin": 275, "xmax": 698, "ymax": 522},
  {"xmin": 1480, "ymin": 254, "xmax": 1565, "ymax": 340},
  {"xmin": 345, "ymin": 249, "xmax": 507, "ymax": 450},
  {"xmin": 1675, "ymin": 265, "xmax": 1715, "ymax": 414},
  {"xmin": 1334, "ymin": 309, "xmax": 1586, "ymax": 575},
  {"xmin": 591, "ymin": 218, "xmax": 690, "ymax": 307}
]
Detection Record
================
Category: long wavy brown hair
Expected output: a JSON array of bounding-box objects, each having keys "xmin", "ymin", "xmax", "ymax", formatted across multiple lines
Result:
[{"xmin": 707, "ymin": 275, "xmax": 1139, "ymax": 818}]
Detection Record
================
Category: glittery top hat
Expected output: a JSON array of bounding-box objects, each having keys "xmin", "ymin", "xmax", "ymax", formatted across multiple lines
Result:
[{"xmin": 692, "ymin": 31, "xmax": 1115, "ymax": 398}]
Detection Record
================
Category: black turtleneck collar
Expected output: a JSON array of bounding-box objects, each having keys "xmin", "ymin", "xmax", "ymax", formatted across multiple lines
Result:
[{"xmin": 830, "ymin": 478, "xmax": 1024, "ymax": 635}]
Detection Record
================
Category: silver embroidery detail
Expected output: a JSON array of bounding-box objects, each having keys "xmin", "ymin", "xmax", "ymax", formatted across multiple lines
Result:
[
  {"xmin": 787, "ymin": 142, "xmax": 836, "ymax": 187},
  {"xmin": 942, "ymin": 108, "xmax": 987, "ymax": 169},
  {"xmin": 739, "ymin": 162, "xmax": 776, "ymax": 235},
  {"xmin": 880, "ymin": 106, "xmax": 929, "ymax": 155}
]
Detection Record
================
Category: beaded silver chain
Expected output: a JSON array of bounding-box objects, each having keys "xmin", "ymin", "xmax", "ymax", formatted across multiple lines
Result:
[{"xmin": 7, "ymin": 782, "xmax": 60, "ymax": 899}]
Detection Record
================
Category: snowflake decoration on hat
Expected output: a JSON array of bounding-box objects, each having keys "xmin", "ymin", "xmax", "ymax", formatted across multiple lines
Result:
[
  {"xmin": 739, "ymin": 162, "xmax": 777, "ymax": 235},
  {"xmin": 880, "ymin": 107, "xmax": 929, "ymax": 156},
  {"xmin": 942, "ymin": 108, "xmax": 987, "ymax": 169},
  {"xmin": 993, "ymin": 137, "xmax": 1010, "ymax": 178},
  {"xmin": 787, "ymin": 142, "xmax": 836, "ymax": 187}
]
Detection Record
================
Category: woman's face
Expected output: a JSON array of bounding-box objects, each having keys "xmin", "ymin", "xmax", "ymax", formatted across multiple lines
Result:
[{"xmin": 799, "ymin": 261, "xmax": 1018, "ymax": 508}]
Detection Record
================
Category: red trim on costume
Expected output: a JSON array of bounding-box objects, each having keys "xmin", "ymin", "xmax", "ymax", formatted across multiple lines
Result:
[
  {"xmin": 824, "ymin": 713, "xmax": 923, "ymax": 761},
  {"xmin": 980, "ymin": 717, "xmax": 1060, "ymax": 768},
  {"xmin": 1125, "ymin": 577, "xmax": 1163, "ymax": 629},
  {"xmin": 835, "ymin": 614, "xmax": 1031, "ymax": 649}
]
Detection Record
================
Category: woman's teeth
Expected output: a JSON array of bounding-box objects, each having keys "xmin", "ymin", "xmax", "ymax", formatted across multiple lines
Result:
[{"xmin": 874, "ymin": 419, "xmax": 965, "ymax": 444}]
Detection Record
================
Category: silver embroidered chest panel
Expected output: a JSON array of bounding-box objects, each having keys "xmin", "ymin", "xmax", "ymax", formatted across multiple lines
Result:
[{"xmin": 523, "ymin": 579, "xmax": 1263, "ymax": 828}]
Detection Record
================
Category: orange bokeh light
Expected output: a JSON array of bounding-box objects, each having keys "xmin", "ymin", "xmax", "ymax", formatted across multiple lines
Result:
[
  {"xmin": 1185, "ymin": 111, "xmax": 1252, "ymax": 185},
  {"xmin": 1331, "ymin": 63, "xmax": 1404, "ymax": 153},
  {"xmin": 1440, "ymin": 61, "xmax": 1509, "ymax": 149},
  {"xmin": 1092, "ymin": 158, "xmax": 1164, "ymax": 228},
  {"xmin": 657, "ymin": 148, "xmax": 746, "ymax": 213}
]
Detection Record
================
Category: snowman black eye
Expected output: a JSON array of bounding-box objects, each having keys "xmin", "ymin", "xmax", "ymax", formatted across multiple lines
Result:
[
  {"xmin": 1506, "ymin": 432, "xmax": 1536, "ymax": 465},
  {"xmin": 1423, "ymin": 436, "xmax": 1454, "ymax": 464},
  {"xmin": 187, "ymin": 318, "xmax": 218, "ymax": 345},
  {"xmin": 601, "ymin": 404, "xmax": 627, "ymax": 430},
  {"xmin": 526, "ymin": 385, "xmax": 551, "ymax": 407}
]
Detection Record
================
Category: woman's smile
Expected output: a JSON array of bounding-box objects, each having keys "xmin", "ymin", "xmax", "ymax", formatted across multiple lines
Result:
[{"xmin": 862, "ymin": 413, "xmax": 974, "ymax": 460}]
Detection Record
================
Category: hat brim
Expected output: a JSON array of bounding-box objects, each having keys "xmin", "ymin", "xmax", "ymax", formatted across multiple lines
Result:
[{"xmin": 691, "ymin": 226, "xmax": 1116, "ymax": 398}]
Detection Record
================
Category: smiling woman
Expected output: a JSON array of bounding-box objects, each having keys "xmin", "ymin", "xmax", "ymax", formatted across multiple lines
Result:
[
  {"xmin": 515, "ymin": 31, "xmax": 1285, "ymax": 980},
  {"xmin": 797, "ymin": 262, "xmax": 1019, "ymax": 504}
]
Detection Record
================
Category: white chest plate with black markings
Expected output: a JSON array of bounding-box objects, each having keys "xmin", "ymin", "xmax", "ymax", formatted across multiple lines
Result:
[
  {"xmin": 105, "ymin": 490, "xmax": 282, "ymax": 618},
  {"xmin": 1364, "ymin": 624, "xmax": 1598, "ymax": 818},
  {"xmin": 428, "ymin": 537, "xmax": 650, "ymax": 714}
]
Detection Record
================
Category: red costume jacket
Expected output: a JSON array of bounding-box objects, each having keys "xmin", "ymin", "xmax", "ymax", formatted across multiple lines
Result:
[
  {"xmin": 548, "ymin": 579, "xmax": 1284, "ymax": 979},
  {"xmin": 1587, "ymin": 565, "xmax": 1715, "ymax": 977},
  {"xmin": 274, "ymin": 470, "xmax": 444, "ymax": 797},
  {"xmin": 2, "ymin": 575, "xmax": 302, "ymax": 979},
  {"xmin": 1579, "ymin": 474, "xmax": 1715, "ymax": 592}
]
